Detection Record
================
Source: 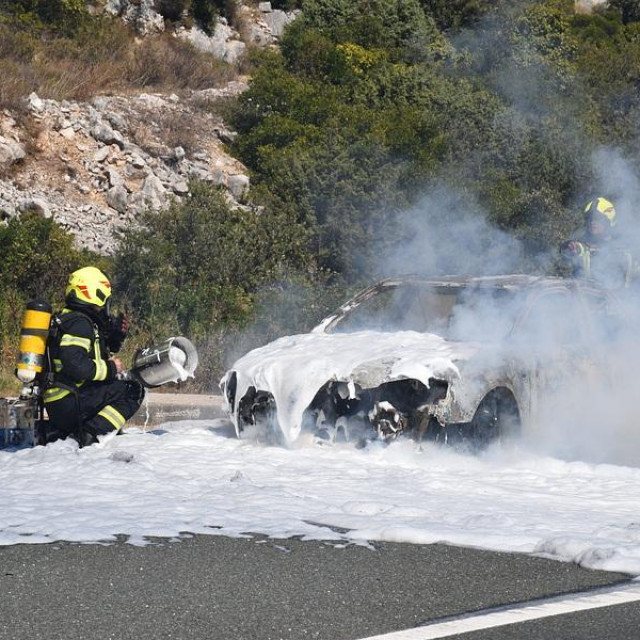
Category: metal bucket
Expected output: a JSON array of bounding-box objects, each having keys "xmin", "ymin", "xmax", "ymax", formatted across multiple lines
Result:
[
  {"xmin": 0, "ymin": 398, "xmax": 36, "ymax": 448},
  {"xmin": 130, "ymin": 337, "xmax": 198, "ymax": 388}
]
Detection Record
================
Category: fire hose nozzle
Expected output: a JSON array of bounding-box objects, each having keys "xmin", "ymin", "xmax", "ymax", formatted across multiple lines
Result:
[{"xmin": 126, "ymin": 336, "xmax": 198, "ymax": 389}]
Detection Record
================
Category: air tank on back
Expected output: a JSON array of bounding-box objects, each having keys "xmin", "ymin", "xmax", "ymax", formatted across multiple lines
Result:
[{"xmin": 15, "ymin": 299, "xmax": 52, "ymax": 385}]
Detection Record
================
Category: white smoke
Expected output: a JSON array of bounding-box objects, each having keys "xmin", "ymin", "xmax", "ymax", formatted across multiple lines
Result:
[
  {"xmin": 225, "ymin": 4, "xmax": 640, "ymax": 468},
  {"xmin": 365, "ymin": 2, "xmax": 640, "ymax": 467},
  {"xmin": 359, "ymin": 140, "xmax": 640, "ymax": 467},
  {"xmin": 374, "ymin": 186, "xmax": 526, "ymax": 280},
  {"xmin": 591, "ymin": 147, "xmax": 640, "ymax": 242},
  {"xmin": 524, "ymin": 147, "xmax": 640, "ymax": 465}
]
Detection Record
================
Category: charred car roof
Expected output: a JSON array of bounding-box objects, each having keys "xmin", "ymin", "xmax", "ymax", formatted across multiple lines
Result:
[{"xmin": 315, "ymin": 274, "xmax": 608, "ymax": 334}]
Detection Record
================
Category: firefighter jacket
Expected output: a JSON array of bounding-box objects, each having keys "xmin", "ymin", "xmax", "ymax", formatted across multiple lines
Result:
[
  {"xmin": 43, "ymin": 308, "xmax": 119, "ymax": 405},
  {"xmin": 561, "ymin": 236, "xmax": 638, "ymax": 289}
]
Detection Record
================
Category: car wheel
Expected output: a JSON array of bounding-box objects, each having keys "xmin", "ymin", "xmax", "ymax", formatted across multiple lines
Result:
[{"xmin": 469, "ymin": 389, "xmax": 520, "ymax": 450}]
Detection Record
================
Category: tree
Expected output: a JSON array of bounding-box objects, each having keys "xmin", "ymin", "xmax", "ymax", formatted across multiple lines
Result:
[
  {"xmin": 0, "ymin": 0, "xmax": 88, "ymax": 33},
  {"xmin": 112, "ymin": 182, "xmax": 313, "ymax": 385},
  {"xmin": 0, "ymin": 212, "xmax": 97, "ymax": 372},
  {"xmin": 609, "ymin": 0, "xmax": 640, "ymax": 24},
  {"xmin": 0, "ymin": 211, "xmax": 93, "ymax": 301},
  {"xmin": 419, "ymin": 0, "xmax": 501, "ymax": 31},
  {"xmin": 113, "ymin": 182, "xmax": 308, "ymax": 337},
  {"xmin": 298, "ymin": 0, "xmax": 447, "ymax": 61}
]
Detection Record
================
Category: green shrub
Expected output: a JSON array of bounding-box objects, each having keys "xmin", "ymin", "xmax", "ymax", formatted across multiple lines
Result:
[
  {"xmin": 419, "ymin": 0, "xmax": 500, "ymax": 31},
  {"xmin": 608, "ymin": 0, "xmax": 640, "ymax": 24},
  {"xmin": 270, "ymin": 0, "xmax": 302, "ymax": 9},
  {"xmin": 0, "ymin": 212, "xmax": 101, "ymax": 383},
  {"xmin": 156, "ymin": 0, "xmax": 191, "ymax": 22},
  {"xmin": 112, "ymin": 182, "xmax": 309, "ymax": 387},
  {"xmin": 0, "ymin": 0, "xmax": 90, "ymax": 35},
  {"xmin": 297, "ymin": 0, "xmax": 447, "ymax": 61}
]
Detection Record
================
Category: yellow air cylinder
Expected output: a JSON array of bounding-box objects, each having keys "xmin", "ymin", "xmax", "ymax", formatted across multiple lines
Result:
[{"xmin": 16, "ymin": 300, "xmax": 52, "ymax": 384}]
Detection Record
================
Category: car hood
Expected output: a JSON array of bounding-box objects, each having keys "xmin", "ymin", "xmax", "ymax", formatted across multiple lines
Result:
[{"xmin": 224, "ymin": 330, "xmax": 482, "ymax": 444}]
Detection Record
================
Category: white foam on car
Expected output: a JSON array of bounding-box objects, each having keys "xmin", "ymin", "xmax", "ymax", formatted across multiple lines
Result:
[{"xmin": 227, "ymin": 330, "xmax": 480, "ymax": 443}]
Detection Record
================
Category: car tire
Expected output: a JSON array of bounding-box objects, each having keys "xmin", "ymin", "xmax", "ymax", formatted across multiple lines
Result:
[{"xmin": 469, "ymin": 388, "xmax": 520, "ymax": 450}]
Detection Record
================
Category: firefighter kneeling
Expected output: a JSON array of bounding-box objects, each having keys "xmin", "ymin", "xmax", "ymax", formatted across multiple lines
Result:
[{"xmin": 43, "ymin": 267, "xmax": 145, "ymax": 447}]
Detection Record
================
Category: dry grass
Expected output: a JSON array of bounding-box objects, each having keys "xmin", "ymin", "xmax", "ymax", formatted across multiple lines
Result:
[
  {"xmin": 0, "ymin": 19, "xmax": 238, "ymax": 110},
  {"xmin": 125, "ymin": 34, "xmax": 236, "ymax": 91},
  {"xmin": 0, "ymin": 61, "xmax": 36, "ymax": 111},
  {"xmin": 130, "ymin": 109, "xmax": 206, "ymax": 156}
]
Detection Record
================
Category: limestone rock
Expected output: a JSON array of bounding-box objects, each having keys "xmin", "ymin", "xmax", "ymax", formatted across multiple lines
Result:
[
  {"xmin": 172, "ymin": 179, "xmax": 190, "ymax": 195},
  {"xmin": 91, "ymin": 123, "xmax": 125, "ymax": 149},
  {"xmin": 107, "ymin": 168, "xmax": 125, "ymax": 189},
  {"xmin": 0, "ymin": 136, "xmax": 25, "ymax": 167},
  {"xmin": 142, "ymin": 174, "xmax": 167, "ymax": 209},
  {"xmin": 177, "ymin": 24, "xmax": 247, "ymax": 65},
  {"xmin": 227, "ymin": 174, "xmax": 250, "ymax": 200},
  {"xmin": 263, "ymin": 10, "xmax": 296, "ymax": 38},
  {"xmin": 172, "ymin": 146, "xmax": 186, "ymax": 162},
  {"xmin": 19, "ymin": 198, "xmax": 51, "ymax": 219},
  {"xmin": 1, "ymin": 77, "xmax": 250, "ymax": 254},
  {"xmin": 27, "ymin": 93, "xmax": 45, "ymax": 113},
  {"xmin": 107, "ymin": 0, "xmax": 164, "ymax": 35},
  {"xmin": 107, "ymin": 186, "xmax": 128, "ymax": 213},
  {"xmin": 93, "ymin": 146, "xmax": 111, "ymax": 163},
  {"xmin": 129, "ymin": 154, "xmax": 146, "ymax": 169}
]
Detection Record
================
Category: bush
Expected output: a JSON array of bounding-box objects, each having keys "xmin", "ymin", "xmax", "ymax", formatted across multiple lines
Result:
[
  {"xmin": 0, "ymin": 0, "xmax": 90, "ymax": 35},
  {"xmin": 608, "ymin": 0, "xmax": 640, "ymax": 24},
  {"xmin": 0, "ymin": 13, "xmax": 237, "ymax": 109},
  {"xmin": 0, "ymin": 212, "xmax": 101, "ymax": 385},
  {"xmin": 112, "ymin": 182, "xmax": 309, "ymax": 388},
  {"xmin": 270, "ymin": 0, "xmax": 302, "ymax": 9},
  {"xmin": 156, "ymin": 0, "xmax": 191, "ymax": 23},
  {"xmin": 419, "ymin": 0, "xmax": 500, "ymax": 31},
  {"xmin": 298, "ymin": 0, "xmax": 446, "ymax": 61}
]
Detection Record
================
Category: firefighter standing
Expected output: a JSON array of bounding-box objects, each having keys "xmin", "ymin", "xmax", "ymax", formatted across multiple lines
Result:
[
  {"xmin": 43, "ymin": 267, "xmax": 144, "ymax": 447},
  {"xmin": 561, "ymin": 197, "xmax": 636, "ymax": 289}
]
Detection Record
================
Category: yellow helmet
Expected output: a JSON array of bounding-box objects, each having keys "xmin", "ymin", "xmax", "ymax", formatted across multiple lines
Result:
[
  {"xmin": 65, "ymin": 267, "xmax": 112, "ymax": 308},
  {"xmin": 584, "ymin": 197, "xmax": 616, "ymax": 227}
]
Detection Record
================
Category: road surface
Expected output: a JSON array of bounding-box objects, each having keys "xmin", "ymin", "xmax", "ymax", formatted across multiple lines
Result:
[{"xmin": 0, "ymin": 534, "xmax": 635, "ymax": 640}]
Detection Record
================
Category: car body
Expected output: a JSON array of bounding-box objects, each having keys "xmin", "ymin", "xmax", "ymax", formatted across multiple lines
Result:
[{"xmin": 221, "ymin": 275, "xmax": 621, "ymax": 448}]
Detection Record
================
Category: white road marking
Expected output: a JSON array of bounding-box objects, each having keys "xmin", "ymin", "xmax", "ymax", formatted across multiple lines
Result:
[{"xmin": 357, "ymin": 581, "xmax": 640, "ymax": 640}]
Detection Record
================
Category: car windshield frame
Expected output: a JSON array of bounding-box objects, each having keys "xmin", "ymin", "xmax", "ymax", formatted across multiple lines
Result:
[{"xmin": 325, "ymin": 282, "xmax": 528, "ymax": 343}]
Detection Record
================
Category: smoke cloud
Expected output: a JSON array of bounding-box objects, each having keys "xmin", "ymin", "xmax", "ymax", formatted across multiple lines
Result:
[
  {"xmin": 374, "ymin": 186, "xmax": 526, "ymax": 280},
  {"xmin": 225, "ymin": 2, "xmax": 640, "ymax": 467},
  {"xmin": 362, "ymin": 3, "xmax": 640, "ymax": 466}
]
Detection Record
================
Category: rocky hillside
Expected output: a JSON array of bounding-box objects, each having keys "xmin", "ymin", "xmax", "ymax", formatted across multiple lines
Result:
[{"xmin": 0, "ymin": 1, "xmax": 297, "ymax": 254}]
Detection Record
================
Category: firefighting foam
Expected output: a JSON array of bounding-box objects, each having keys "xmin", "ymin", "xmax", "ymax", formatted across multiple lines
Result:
[{"xmin": 3, "ymin": 421, "xmax": 640, "ymax": 576}]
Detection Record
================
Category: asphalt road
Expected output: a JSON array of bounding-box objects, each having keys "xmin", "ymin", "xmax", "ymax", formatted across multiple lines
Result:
[{"xmin": 0, "ymin": 535, "xmax": 634, "ymax": 640}]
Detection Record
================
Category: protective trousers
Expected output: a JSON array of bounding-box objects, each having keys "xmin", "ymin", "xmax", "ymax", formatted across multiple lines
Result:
[{"xmin": 45, "ymin": 379, "xmax": 145, "ymax": 446}]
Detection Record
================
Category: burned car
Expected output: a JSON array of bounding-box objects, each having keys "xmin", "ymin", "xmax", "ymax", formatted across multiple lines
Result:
[{"xmin": 221, "ymin": 275, "xmax": 620, "ymax": 448}]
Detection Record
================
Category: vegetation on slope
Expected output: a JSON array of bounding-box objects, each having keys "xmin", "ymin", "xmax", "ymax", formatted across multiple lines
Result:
[
  {"xmin": 2, "ymin": 0, "xmax": 640, "ymax": 391},
  {"xmin": 0, "ymin": 0, "xmax": 237, "ymax": 108}
]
